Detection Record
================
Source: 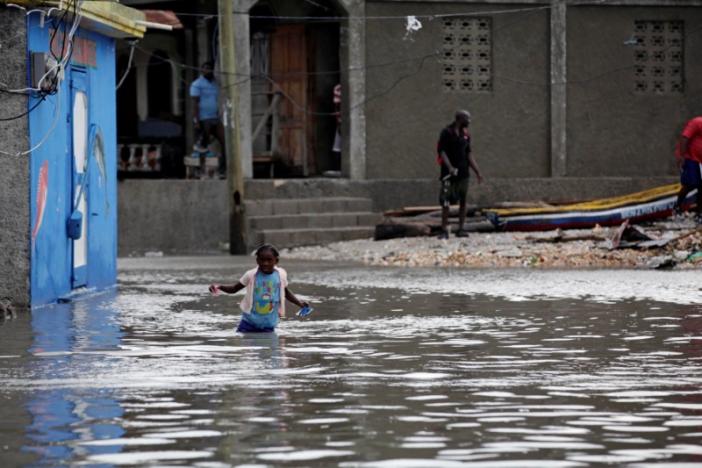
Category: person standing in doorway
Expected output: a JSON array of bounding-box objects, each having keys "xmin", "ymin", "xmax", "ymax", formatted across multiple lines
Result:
[
  {"xmin": 190, "ymin": 61, "xmax": 225, "ymax": 178},
  {"xmin": 674, "ymin": 116, "xmax": 702, "ymax": 221},
  {"xmin": 437, "ymin": 110, "xmax": 484, "ymax": 239},
  {"xmin": 331, "ymin": 83, "xmax": 342, "ymax": 171}
]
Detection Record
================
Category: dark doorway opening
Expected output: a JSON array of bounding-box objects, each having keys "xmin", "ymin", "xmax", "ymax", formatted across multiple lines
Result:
[{"xmin": 250, "ymin": 1, "xmax": 343, "ymax": 178}]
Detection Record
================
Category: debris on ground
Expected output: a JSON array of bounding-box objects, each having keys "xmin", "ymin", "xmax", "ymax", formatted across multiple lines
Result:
[
  {"xmin": 284, "ymin": 215, "xmax": 702, "ymax": 270},
  {"xmin": 646, "ymin": 255, "xmax": 677, "ymax": 270},
  {"xmin": 376, "ymin": 202, "xmax": 512, "ymax": 240}
]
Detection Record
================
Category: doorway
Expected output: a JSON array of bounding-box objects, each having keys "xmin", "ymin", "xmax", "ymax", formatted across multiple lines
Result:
[
  {"xmin": 69, "ymin": 68, "xmax": 89, "ymax": 288},
  {"xmin": 249, "ymin": 1, "xmax": 342, "ymax": 178}
]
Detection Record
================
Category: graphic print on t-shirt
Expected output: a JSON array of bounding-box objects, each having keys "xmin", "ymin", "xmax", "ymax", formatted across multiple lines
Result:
[{"xmin": 253, "ymin": 271, "xmax": 280, "ymax": 316}]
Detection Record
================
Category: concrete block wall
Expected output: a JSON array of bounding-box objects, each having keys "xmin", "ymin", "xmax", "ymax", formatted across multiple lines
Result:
[
  {"xmin": 118, "ymin": 180, "xmax": 229, "ymax": 255},
  {"xmin": 0, "ymin": 9, "xmax": 29, "ymax": 309},
  {"xmin": 362, "ymin": 1, "xmax": 702, "ymax": 183},
  {"xmin": 364, "ymin": 1, "xmax": 550, "ymax": 180},
  {"xmin": 566, "ymin": 5, "xmax": 702, "ymax": 177}
]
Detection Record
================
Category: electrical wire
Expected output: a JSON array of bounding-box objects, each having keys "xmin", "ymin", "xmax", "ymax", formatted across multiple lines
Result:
[
  {"xmin": 14, "ymin": 86, "xmax": 63, "ymax": 157},
  {"xmin": 5, "ymin": 2, "xmax": 47, "ymax": 18},
  {"xmin": 0, "ymin": 86, "xmax": 62, "ymax": 157},
  {"xmin": 2, "ymin": 0, "xmax": 82, "ymax": 95},
  {"xmin": 149, "ymin": 3, "xmax": 702, "ymax": 92},
  {"xmin": 115, "ymin": 5, "xmax": 702, "ymax": 132},
  {"xmin": 6, "ymin": 0, "xmax": 695, "ymax": 151},
  {"xmin": 135, "ymin": 42, "xmax": 440, "ymax": 81},
  {"xmin": 131, "ymin": 42, "xmax": 444, "ymax": 110},
  {"xmin": 0, "ymin": 0, "xmax": 83, "ymax": 156},
  {"xmin": 34, "ymin": 0, "xmax": 83, "ymax": 97},
  {"xmin": 0, "ymin": 95, "xmax": 46, "ymax": 121},
  {"xmin": 116, "ymin": 40, "xmax": 137, "ymax": 90},
  {"xmin": 1, "ymin": 8, "xmax": 67, "ymax": 94},
  {"xmin": 49, "ymin": 1, "xmax": 70, "ymax": 63},
  {"xmin": 263, "ymin": 52, "xmax": 437, "ymax": 117},
  {"xmin": 211, "ymin": 22, "xmax": 219, "ymax": 64},
  {"xmin": 169, "ymin": 5, "xmax": 553, "ymax": 21}
]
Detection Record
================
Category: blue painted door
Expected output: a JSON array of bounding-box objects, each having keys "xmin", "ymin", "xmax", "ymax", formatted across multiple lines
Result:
[{"xmin": 70, "ymin": 69, "xmax": 89, "ymax": 288}]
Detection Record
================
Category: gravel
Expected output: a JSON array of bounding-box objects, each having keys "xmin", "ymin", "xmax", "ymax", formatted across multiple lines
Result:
[{"xmin": 282, "ymin": 219, "xmax": 702, "ymax": 269}]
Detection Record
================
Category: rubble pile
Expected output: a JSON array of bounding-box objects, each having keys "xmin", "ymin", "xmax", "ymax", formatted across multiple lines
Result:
[{"xmin": 283, "ymin": 217, "xmax": 702, "ymax": 269}]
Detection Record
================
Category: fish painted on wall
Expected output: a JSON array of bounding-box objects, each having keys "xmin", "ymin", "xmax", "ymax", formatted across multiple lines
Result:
[
  {"xmin": 32, "ymin": 160, "xmax": 48, "ymax": 245},
  {"xmin": 91, "ymin": 125, "xmax": 106, "ymax": 187}
]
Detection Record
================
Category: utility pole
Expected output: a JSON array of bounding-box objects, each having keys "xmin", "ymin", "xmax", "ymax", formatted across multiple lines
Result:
[
  {"xmin": 550, "ymin": 0, "xmax": 567, "ymax": 177},
  {"xmin": 218, "ymin": 0, "xmax": 247, "ymax": 254}
]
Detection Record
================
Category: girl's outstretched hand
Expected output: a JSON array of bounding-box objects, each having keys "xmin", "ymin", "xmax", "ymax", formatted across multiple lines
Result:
[
  {"xmin": 209, "ymin": 284, "xmax": 221, "ymax": 296},
  {"xmin": 296, "ymin": 303, "xmax": 313, "ymax": 318}
]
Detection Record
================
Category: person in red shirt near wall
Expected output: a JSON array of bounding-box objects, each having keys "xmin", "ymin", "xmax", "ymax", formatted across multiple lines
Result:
[{"xmin": 674, "ymin": 116, "xmax": 702, "ymax": 221}]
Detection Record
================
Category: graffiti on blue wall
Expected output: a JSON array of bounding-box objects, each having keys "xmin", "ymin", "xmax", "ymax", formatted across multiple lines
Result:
[{"xmin": 28, "ymin": 16, "xmax": 117, "ymax": 306}]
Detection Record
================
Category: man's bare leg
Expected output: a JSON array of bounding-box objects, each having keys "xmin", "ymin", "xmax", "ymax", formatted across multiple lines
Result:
[
  {"xmin": 458, "ymin": 198, "xmax": 467, "ymax": 232},
  {"xmin": 440, "ymin": 205, "xmax": 449, "ymax": 238}
]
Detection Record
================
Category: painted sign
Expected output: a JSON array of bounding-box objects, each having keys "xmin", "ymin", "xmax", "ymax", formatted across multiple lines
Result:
[{"xmin": 50, "ymin": 30, "xmax": 97, "ymax": 68}]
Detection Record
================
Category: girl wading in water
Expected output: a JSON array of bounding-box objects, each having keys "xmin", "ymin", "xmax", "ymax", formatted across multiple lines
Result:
[{"xmin": 209, "ymin": 244, "xmax": 310, "ymax": 333}]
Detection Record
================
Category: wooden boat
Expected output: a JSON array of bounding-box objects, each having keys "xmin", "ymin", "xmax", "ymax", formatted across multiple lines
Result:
[{"xmin": 486, "ymin": 184, "xmax": 696, "ymax": 232}]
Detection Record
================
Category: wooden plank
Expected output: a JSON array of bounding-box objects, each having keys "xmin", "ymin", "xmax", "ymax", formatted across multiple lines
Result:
[
  {"xmin": 270, "ymin": 24, "xmax": 308, "ymax": 170},
  {"xmin": 251, "ymin": 92, "xmax": 281, "ymax": 141}
]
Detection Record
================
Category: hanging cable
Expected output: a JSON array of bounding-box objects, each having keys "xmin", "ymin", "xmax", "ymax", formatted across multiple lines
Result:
[
  {"xmin": 0, "ymin": 0, "xmax": 84, "ymax": 157},
  {"xmin": 0, "ymin": 86, "xmax": 62, "ymax": 157},
  {"xmin": 168, "ymin": 5, "xmax": 553, "ymax": 21},
  {"xmin": 263, "ymin": 51, "xmax": 438, "ymax": 117},
  {"xmin": 211, "ymin": 22, "xmax": 219, "ymax": 64},
  {"xmin": 1, "ymin": 0, "xmax": 81, "ymax": 95},
  {"xmin": 0, "ymin": 95, "xmax": 46, "ymax": 122},
  {"xmin": 116, "ymin": 40, "xmax": 138, "ymax": 90}
]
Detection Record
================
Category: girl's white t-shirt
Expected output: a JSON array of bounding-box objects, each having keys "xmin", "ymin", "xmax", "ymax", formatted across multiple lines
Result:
[{"xmin": 238, "ymin": 266, "xmax": 288, "ymax": 317}]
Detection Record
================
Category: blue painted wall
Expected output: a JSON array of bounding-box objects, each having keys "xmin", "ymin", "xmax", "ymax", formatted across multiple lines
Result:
[{"xmin": 28, "ymin": 16, "xmax": 117, "ymax": 306}]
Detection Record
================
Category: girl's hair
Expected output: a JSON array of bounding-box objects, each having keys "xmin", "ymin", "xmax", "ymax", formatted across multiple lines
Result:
[{"xmin": 255, "ymin": 244, "xmax": 279, "ymax": 258}]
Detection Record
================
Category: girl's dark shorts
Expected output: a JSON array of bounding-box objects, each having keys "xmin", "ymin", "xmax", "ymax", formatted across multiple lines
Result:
[{"xmin": 237, "ymin": 319, "xmax": 275, "ymax": 333}]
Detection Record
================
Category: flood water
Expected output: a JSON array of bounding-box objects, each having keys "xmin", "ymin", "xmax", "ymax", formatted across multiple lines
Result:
[{"xmin": 1, "ymin": 256, "xmax": 702, "ymax": 467}]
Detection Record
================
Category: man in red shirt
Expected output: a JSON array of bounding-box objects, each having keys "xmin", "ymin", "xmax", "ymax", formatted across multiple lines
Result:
[{"xmin": 674, "ymin": 116, "xmax": 702, "ymax": 220}]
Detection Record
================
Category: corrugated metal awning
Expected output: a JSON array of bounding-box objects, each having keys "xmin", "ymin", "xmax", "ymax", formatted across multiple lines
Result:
[
  {"xmin": 143, "ymin": 10, "xmax": 183, "ymax": 30},
  {"xmin": 1, "ymin": 0, "xmax": 147, "ymax": 38}
]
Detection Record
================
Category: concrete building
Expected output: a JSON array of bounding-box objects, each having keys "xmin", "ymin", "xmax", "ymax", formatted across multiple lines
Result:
[
  {"xmin": 0, "ymin": 1, "xmax": 146, "ymax": 308},
  {"xmin": 188, "ymin": 0, "xmax": 698, "ymax": 182},
  {"xmin": 117, "ymin": 0, "xmax": 699, "ymax": 255}
]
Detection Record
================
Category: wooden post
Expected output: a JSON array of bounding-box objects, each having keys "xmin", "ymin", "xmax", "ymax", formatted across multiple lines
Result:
[{"xmin": 218, "ymin": 0, "xmax": 247, "ymax": 254}]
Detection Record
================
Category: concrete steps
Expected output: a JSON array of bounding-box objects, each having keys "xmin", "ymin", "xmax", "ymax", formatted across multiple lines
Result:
[
  {"xmin": 245, "ymin": 197, "xmax": 372, "ymax": 215},
  {"xmin": 251, "ymin": 226, "xmax": 376, "ymax": 248},
  {"xmin": 249, "ymin": 212, "xmax": 381, "ymax": 230},
  {"xmin": 245, "ymin": 197, "xmax": 379, "ymax": 249}
]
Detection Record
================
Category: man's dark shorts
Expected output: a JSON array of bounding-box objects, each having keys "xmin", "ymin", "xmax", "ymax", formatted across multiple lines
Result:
[
  {"xmin": 197, "ymin": 118, "xmax": 220, "ymax": 147},
  {"xmin": 681, "ymin": 159, "xmax": 702, "ymax": 187},
  {"xmin": 439, "ymin": 177, "xmax": 469, "ymax": 205}
]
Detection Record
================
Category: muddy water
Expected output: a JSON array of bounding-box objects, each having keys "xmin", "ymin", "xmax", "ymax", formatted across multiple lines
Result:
[{"xmin": 1, "ymin": 257, "xmax": 702, "ymax": 467}]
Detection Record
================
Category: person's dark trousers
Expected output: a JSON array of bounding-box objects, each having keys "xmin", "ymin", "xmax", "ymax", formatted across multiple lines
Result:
[
  {"xmin": 196, "ymin": 119, "xmax": 226, "ymax": 177},
  {"xmin": 676, "ymin": 185, "xmax": 702, "ymax": 215},
  {"xmin": 676, "ymin": 159, "xmax": 702, "ymax": 215},
  {"xmin": 196, "ymin": 119, "xmax": 219, "ymax": 148}
]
